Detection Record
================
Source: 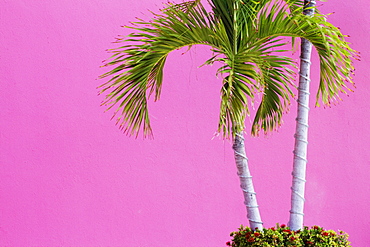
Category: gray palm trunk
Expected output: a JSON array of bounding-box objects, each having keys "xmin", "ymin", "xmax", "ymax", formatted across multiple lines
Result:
[
  {"xmin": 233, "ymin": 132, "xmax": 263, "ymax": 230},
  {"xmin": 288, "ymin": 0, "xmax": 316, "ymax": 231}
]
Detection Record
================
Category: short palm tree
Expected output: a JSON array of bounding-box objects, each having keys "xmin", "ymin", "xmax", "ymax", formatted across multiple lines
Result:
[{"xmin": 99, "ymin": 0, "xmax": 357, "ymax": 230}]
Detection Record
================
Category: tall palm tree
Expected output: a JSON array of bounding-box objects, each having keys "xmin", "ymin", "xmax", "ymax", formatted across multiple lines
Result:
[
  {"xmin": 288, "ymin": 0, "xmax": 317, "ymax": 231},
  {"xmin": 288, "ymin": 0, "xmax": 357, "ymax": 230},
  {"xmin": 99, "ymin": 0, "xmax": 357, "ymax": 230}
]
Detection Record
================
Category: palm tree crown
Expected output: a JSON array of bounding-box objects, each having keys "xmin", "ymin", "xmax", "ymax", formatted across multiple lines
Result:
[{"xmin": 99, "ymin": 0, "xmax": 357, "ymax": 138}]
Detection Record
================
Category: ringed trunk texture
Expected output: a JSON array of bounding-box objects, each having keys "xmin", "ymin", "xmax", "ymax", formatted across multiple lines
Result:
[
  {"xmin": 233, "ymin": 132, "xmax": 263, "ymax": 230},
  {"xmin": 288, "ymin": 0, "xmax": 316, "ymax": 231}
]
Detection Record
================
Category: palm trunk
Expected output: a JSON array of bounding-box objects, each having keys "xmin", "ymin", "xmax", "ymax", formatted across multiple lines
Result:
[
  {"xmin": 233, "ymin": 132, "xmax": 263, "ymax": 230},
  {"xmin": 288, "ymin": 0, "xmax": 316, "ymax": 231}
]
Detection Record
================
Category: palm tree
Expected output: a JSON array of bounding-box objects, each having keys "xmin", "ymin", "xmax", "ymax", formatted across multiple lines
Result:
[
  {"xmin": 288, "ymin": 0, "xmax": 317, "ymax": 231},
  {"xmin": 99, "ymin": 0, "xmax": 357, "ymax": 230},
  {"xmin": 288, "ymin": 0, "xmax": 357, "ymax": 230}
]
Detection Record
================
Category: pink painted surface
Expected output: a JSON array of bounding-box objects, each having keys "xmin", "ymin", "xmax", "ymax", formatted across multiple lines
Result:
[{"xmin": 0, "ymin": 0, "xmax": 369, "ymax": 246}]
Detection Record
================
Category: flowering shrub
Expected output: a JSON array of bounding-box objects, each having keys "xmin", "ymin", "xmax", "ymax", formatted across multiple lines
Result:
[{"xmin": 227, "ymin": 224, "xmax": 351, "ymax": 246}]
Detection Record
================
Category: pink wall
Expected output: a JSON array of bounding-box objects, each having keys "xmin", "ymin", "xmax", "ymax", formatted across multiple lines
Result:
[{"xmin": 0, "ymin": 0, "xmax": 369, "ymax": 246}]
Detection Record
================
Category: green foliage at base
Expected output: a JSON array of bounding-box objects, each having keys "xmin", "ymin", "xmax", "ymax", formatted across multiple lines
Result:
[{"xmin": 227, "ymin": 224, "xmax": 351, "ymax": 247}]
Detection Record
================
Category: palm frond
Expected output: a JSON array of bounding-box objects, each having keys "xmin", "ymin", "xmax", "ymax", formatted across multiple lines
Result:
[
  {"xmin": 245, "ymin": 1, "xmax": 357, "ymax": 106},
  {"xmin": 100, "ymin": 1, "xmax": 219, "ymax": 137},
  {"xmin": 251, "ymin": 55, "xmax": 296, "ymax": 135}
]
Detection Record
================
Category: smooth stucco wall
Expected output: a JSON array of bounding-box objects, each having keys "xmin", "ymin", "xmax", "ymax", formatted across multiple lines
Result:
[{"xmin": 1, "ymin": 0, "xmax": 369, "ymax": 246}]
